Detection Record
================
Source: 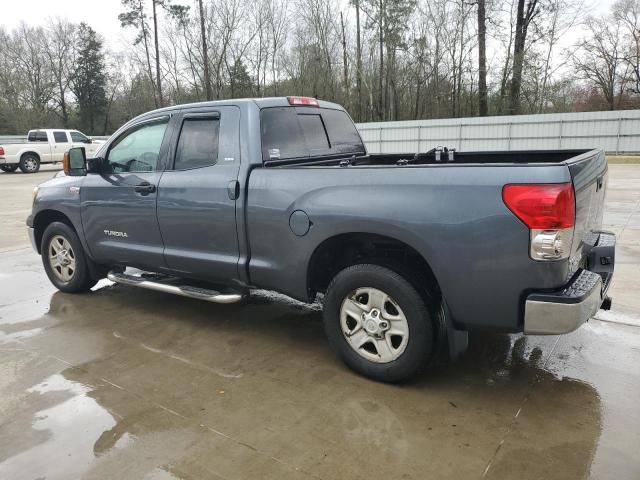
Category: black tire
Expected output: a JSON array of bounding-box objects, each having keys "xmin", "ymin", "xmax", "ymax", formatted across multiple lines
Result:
[
  {"xmin": 41, "ymin": 222, "xmax": 98, "ymax": 293},
  {"xmin": 323, "ymin": 264, "xmax": 435, "ymax": 383},
  {"xmin": 19, "ymin": 154, "xmax": 40, "ymax": 173},
  {"xmin": 0, "ymin": 164, "xmax": 19, "ymax": 173}
]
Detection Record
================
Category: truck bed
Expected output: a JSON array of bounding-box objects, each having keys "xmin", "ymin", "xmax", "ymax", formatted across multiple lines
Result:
[{"xmin": 366, "ymin": 149, "xmax": 592, "ymax": 165}]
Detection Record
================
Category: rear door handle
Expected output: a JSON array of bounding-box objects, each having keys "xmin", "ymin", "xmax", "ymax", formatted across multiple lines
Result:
[{"xmin": 134, "ymin": 182, "xmax": 156, "ymax": 195}]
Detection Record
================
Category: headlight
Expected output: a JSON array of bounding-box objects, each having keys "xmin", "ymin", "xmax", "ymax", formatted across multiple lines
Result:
[{"xmin": 32, "ymin": 186, "xmax": 39, "ymax": 202}]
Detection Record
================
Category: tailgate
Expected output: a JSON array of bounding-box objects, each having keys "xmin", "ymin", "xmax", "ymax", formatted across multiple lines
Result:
[{"xmin": 566, "ymin": 150, "xmax": 608, "ymax": 275}]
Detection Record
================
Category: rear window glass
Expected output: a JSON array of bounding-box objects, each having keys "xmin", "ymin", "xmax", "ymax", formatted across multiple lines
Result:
[
  {"xmin": 28, "ymin": 131, "xmax": 48, "ymax": 142},
  {"xmin": 298, "ymin": 114, "xmax": 329, "ymax": 152},
  {"xmin": 261, "ymin": 108, "xmax": 307, "ymax": 161},
  {"xmin": 260, "ymin": 107, "xmax": 364, "ymax": 162},
  {"xmin": 322, "ymin": 109, "xmax": 365, "ymax": 154}
]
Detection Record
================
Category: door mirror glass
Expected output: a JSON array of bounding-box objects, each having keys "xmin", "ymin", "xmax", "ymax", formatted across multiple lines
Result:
[{"xmin": 64, "ymin": 147, "xmax": 87, "ymax": 176}]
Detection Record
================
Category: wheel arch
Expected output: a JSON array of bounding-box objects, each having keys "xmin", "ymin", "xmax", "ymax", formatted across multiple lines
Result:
[
  {"xmin": 20, "ymin": 151, "xmax": 41, "ymax": 162},
  {"xmin": 33, "ymin": 210, "xmax": 77, "ymax": 254},
  {"xmin": 306, "ymin": 232, "xmax": 442, "ymax": 303}
]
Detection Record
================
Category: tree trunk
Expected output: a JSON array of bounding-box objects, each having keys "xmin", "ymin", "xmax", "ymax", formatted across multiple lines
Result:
[
  {"xmin": 355, "ymin": 0, "xmax": 363, "ymax": 121},
  {"xmin": 152, "ymin": 0, "xmax": 163, "ymax": 106},
  {"xmin": 477, "ymin": 0, "xmax": 488, "ymax": 116},
  {"xmin": 139, "ymin": 3, "xmax": 157, "ymax": 107},
  {"xmin": 378, "ymin": 0, "xmax": 384, "ymax": 120},
  {"xmin": 509, "ymin": 0, "xmax": 537, "ymax": 115},
  {"xmin": 198, "ymin": 0, "xmax": 212, "ymax": 100},
  {"xmin": 340, "ymin": 12, "xmax": 349, "ymax": 109}
]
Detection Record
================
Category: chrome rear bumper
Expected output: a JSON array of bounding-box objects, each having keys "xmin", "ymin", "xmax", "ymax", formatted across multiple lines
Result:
[{"xmin": 524, "ymin": 232, "xmax": 615, "ymax": 335}]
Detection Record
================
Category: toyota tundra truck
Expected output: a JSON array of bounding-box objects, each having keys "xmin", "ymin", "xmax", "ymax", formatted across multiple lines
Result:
[{"xmin": 26, "ymin": 97, "xmax": 615, "ymax": 382}]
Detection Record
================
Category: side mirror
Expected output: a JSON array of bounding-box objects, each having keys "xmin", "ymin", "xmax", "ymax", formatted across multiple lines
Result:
[{"xmin": 63, "ymin": 147, "xmax": 87, "ymax": 176}]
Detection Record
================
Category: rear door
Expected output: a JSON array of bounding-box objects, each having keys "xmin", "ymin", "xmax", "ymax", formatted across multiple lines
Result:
[
  {"xmin": 156, "ymin": 106, "xmax": 241, "ymax": 281},
  {"xmin": 80, "ymin": 115, "xmax": 173, "ymax": 268}
]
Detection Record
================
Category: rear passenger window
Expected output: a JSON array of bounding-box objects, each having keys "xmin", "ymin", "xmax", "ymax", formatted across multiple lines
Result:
[
  {"xmin": 174, "ymin": 117, "xmax": 220, "ymax": 170},
  {"xmin": 53, "ymin": 131, "xmax": 68, "ymax": 143}
]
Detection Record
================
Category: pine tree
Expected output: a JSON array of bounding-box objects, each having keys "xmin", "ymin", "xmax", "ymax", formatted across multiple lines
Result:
[{"xmin": 71, "ymin": 24, "xmax": 107, "ymax": 134}]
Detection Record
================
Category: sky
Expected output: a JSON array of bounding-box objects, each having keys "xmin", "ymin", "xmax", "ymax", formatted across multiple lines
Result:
[
  {"xmin": 1, "ymin": 0, "xmax": 134, "ymax": 51},
  {"xmin": 0, "ymin": 0, "xmax": 620, "ymax": 54}
]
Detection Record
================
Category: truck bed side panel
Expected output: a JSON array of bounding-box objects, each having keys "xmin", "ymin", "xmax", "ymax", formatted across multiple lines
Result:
[{"xmin": 246, "ymin": 164, "xmax": 572, "ymax": 331}]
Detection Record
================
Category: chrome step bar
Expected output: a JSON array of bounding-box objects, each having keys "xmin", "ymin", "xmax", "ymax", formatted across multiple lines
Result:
[{"xmin": 107, "ymin": 271, "xmax": 244, "ymax": 304}]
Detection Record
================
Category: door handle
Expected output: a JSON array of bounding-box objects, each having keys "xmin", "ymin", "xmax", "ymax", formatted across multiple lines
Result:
[
  {"xmin": 227, "ymin": 180, "xmax": 240, "ymax": 200},
  {"xmin": 134, "ymin": 182, "xmax": 156, "ymax": 195}
]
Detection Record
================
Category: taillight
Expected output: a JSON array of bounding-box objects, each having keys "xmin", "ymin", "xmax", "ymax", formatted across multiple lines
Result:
[
  {"xmin": 0, "ymin": 146, "xmax": 5, "ymax": 156},
  {"xmin": 502, "ymin": 183, "xmax": 575, "ymax": 261},
  {"xmin": 287, "ymin": 96, "xmax": 319, "ymax": 107}
]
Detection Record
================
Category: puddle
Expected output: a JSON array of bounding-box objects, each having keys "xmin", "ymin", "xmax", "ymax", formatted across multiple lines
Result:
[{"xmin": 0, "ymin": 374, "xmax": 120, "ymax": 480}]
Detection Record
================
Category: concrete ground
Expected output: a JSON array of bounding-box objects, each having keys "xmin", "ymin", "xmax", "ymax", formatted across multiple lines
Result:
[{"xmin": 1, "ymin": 165, "xmax": 639, "ymax": 480}]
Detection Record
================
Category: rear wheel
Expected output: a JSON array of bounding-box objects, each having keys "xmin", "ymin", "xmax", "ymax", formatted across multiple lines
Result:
[
  {"xmin": 0, "ymin": 164, "xmax": 18, "ymax": 173},
  {"xmin": 41, "ymin": 222, "xmax": 98, "ymax": 293},
  {"xmin": 19, "ymin": 154, "xmax": 40, "ymax": 173},
  {"xmin": 323, "ymin": 264, "xmax": 435, "ymax": 382}
]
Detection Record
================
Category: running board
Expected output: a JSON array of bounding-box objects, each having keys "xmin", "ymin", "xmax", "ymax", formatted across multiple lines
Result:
[{"xmin": 107, "ymin": 271, "xmax": 244, "ymax": 304}]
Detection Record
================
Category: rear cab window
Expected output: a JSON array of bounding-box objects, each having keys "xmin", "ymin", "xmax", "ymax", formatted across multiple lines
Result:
[
  {"xmin": 28, "ymin": 131, "xmax": 48, "ymax": 142},
  {"xmin": 260, "ymin": 107, "xmax": 364, "ymax": 163}
]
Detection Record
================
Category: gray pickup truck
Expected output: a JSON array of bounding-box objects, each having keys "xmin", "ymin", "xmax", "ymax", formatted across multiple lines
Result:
[{"xmin": 27, "ymin": 97, "xmax": 615, "ymax": 382}]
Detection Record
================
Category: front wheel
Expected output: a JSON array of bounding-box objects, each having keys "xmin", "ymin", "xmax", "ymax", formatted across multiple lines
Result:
[
  {"xmin": 323, "ymin": 264, "xmax": 435, "ymax": 382},
  {"xmin": 0, "ymin": 164, "xmax": 18, "ymax": 173},
  {"xmin": 19, "ymin": 154, "xmax": 40, "ymax": 173},
  {"xmin": 41, "ymin": 222, "xmax": 98, "ymax": 293}
]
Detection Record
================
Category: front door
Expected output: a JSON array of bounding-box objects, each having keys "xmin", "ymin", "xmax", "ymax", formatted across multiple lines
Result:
[
  {"xmin": 51, "ymin": 130, "xmax": 72, "ymax": 162},
  {"xmin": 80, "ymin": 115, "xmax": 173, "ymax": 269},
  {"xmin": 156, "ymin": 106, "xmax": 241, "ymax": 282}
]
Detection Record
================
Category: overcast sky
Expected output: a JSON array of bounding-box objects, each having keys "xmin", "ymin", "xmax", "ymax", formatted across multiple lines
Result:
[{"xmin": 0, "ymin": 0, "xmax": 620, "ymax": 53}]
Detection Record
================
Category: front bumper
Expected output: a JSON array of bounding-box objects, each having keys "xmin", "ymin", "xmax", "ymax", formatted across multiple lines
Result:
[
  {"xmin": 524, "ymin": 231, "xmax": 615, "ymax": 335},
  {"xmin": 27, "ymin": 227, "xmax": 38, "ymax": 252}
]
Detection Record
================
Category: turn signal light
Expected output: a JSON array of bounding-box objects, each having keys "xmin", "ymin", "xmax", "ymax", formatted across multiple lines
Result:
[
  {"xmin": 62, "ymin": 151, "xmax": 70, "ymax": 174},
  {"xmin": 502, "ymin": 183, "xmax": 575, "ymax": 229},
  {"xmin": 287, "ymin": 96, "xmax": 320, "ymax": 107}
]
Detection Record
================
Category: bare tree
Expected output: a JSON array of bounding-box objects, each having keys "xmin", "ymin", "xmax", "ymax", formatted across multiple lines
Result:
[
  {"xmin": 46, "ymin": 20, "xmax": 77, "ymax": 126},
  {"xmin": 477, "ymin": 0, "xmax": 488, "ymax": 115},
  {"xmin": 508, "ymin": 0, "xmax": 539, "ymax": 114},
  {"xmin": 574, "ymin": 16, "xmax": 630, "ymax": 110}
]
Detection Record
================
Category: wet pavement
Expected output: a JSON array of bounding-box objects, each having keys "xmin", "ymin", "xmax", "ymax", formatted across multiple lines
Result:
[{"xmin": 1, "ymin": 165, "xmax": 640, "ymax": 479}]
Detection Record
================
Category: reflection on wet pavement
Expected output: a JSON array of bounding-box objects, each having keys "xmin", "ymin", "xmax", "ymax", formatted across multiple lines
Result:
[{"xmin": 0, "ymin": 249, "xmax": 639, "ymax": 480}]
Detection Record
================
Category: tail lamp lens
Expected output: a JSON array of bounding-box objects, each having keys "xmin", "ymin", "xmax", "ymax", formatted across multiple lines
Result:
[
  {"xmin": 502, "ymin": 183, "xmax": 575, "ymax": 229},
  {"xmin": 503, "ymin": 183, "xmax": 576, "ymax": 261},
  {"xmin": 0, "ymin": 146, "xmax": 5, "ymax": 156}
]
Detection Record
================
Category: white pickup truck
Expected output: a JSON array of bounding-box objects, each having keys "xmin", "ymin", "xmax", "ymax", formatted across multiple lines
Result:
[{"xmin": 0, "ymin": 129, "xmax": 104, "ymax": 173}]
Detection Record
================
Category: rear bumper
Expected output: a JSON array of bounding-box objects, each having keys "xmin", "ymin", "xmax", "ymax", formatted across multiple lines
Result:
[{"xmin": 524, "ymin": 231, "xmax": 615, "ymax": 335}]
